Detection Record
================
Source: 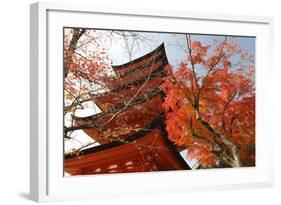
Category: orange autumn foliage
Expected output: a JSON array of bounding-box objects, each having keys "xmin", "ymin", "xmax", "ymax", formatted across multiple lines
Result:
[{"xmin": 161, "ymin": 37, "xmax": 255, "ymax": 168}]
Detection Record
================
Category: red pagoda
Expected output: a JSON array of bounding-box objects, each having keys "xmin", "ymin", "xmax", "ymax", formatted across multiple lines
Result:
[{"xmin": 64, "ymin": 43, "xmax": 191, "ymax": 175}]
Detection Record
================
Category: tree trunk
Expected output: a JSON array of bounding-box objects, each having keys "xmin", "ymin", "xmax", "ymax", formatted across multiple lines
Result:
[{"xmin": 64, "ymin": 28, "xmax": 86, "ymax": 78}]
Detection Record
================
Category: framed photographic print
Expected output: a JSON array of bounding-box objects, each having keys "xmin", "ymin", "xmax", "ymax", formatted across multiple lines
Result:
[{"xmin": 30, "ymin": 2, "xmax": 274, "ymax": 202}]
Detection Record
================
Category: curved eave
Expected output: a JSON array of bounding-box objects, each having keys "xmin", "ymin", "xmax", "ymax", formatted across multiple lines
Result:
[
  {"xmin": 75, "ymin": 87, "xmax": 163, "ymax": 121},
  {"xmin": 65, "ymin": 113, "xmax": 191, "ymax": 170},
  {"xmin": 90, "ymin": 67, "xmax": 167, "ymax": 100},
  {"xmin": 112, "ymin": 43, "xmax": 166, "ymax": 71}
]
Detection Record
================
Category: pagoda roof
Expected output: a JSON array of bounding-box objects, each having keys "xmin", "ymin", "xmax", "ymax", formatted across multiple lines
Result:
[
  {"xmin": 102, "ymin": 44, "xmax": 168, "ymax": 90},
  {"xmin": 91, "ymin": 43, "xmax": 168, "ymax": 112},
  {"xmin": 93, "ymin": 75, "xmax": 164, "ymax": 111},
  {"xmin": 75, "ymin": 87, "xmax": 162, "ymax": 122},
  {"xmin": 65, "ymin": 114, "xmax": 190, "ymax": 175},
  {"xmin": 73, "ymin": 91, "xmax": 164, "ymax": 144},
  {"xmin": 112, "ymin": 43, "xmax": 166, "ymax": 74},
  {"xmin": 91, "ymin": 64, "xmax": 166, "ymax": 99}
]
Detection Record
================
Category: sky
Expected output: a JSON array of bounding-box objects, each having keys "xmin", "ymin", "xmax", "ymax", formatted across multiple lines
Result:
[{"xmin": 95, "ymin": 30, "xmax": 255, "ymax": 72}]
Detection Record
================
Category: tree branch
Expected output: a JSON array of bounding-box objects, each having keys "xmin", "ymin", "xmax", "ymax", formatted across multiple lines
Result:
[
  {"xmin": 197, "ymin": 117, "xmax": 242, "ymax": 167},
  {"xmin": 222, "ymin": 90, "xmax": 237, "ymax": 130},
  {"xmin": 64, "ymin": 28, "xmax": 86, "ymax": 78}
]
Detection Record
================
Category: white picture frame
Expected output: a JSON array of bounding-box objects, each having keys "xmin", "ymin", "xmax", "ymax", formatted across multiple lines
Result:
[{"xmin": 30, "ymin": 2, "xmax": 274, "ymax": 202}]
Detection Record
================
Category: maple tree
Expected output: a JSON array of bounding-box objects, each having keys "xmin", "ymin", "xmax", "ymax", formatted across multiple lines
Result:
[
  {"xmin": 161, "ymin": 34, "xmax": 255, "ymax": 168},
  {"xmin": 63, "ymin": 28, "xmax": 154, "ymax": 141},
  {"xmin": 63, "ymin": 28, "xmax": 113, "ymax": 139},
  {"xmin": 64, "ymin": 29, "xmax": 255, "ymax": 169}
]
